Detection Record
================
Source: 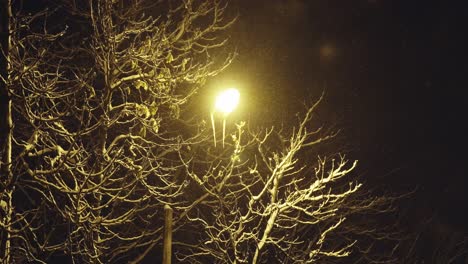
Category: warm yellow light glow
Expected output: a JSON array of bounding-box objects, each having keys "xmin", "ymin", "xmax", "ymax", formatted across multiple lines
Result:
[{"xmin": 214, "ymin": 88, "xmax": 240, "ymax": 115}]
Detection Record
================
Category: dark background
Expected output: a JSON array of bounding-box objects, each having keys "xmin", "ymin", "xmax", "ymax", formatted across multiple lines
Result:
[{"xmin": 210, "ymin": 0, "xmax": 468, "ymax": 244}]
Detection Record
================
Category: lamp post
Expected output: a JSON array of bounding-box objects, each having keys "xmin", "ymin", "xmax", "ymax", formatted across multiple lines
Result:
[
  {"xmin": 162, "ymin": 204, "xmax": 173, "ymax": 264},
  {"xmin": 161, "ymin": 88, "xmax": 239, "ymax": 264},
  {"xmin": 211, "ymin": 88, "xmax": 240, "ymax": 147}
]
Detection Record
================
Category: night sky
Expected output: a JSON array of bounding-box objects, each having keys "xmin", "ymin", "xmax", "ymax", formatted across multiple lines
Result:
[{"xmin": 211, "ymin": 0, "xmax": 468, "ymax": 239}]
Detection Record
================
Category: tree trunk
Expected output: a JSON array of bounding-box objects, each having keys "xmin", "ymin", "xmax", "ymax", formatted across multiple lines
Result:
[{"xmin": 0, "ymin": 0, "xmax": 13, "ymax": 262}]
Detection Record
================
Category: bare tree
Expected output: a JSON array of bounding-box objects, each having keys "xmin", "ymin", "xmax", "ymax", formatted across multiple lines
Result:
[
  {"xmin": 173, "ymin": 95, "xmax": 400, "ymax": 263},
  {"xmin": 2, "ymin": 0, "xmax": 234, "ymax": 262},
  {"xmin": 2, "ymin": 1, "xmax": 68, "ymax": 262},
  {"xmin": 0, "ymin": 0, "xmax": 13, "ymax": 262}
]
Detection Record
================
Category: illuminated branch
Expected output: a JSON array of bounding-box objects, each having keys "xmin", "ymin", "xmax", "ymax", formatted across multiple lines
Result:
[{"xmin": 174, "ymin": 98, "xmax": 401, "ymax": 263}]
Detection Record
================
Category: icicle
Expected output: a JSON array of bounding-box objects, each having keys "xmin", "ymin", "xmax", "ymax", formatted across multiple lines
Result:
[
  {"xmin": 211, "ymin": 112, "xmax": 216, "ymax": 147},
  {"xmin": 222, "ymin": 117, "xmax": 226, "ymax": 148}
]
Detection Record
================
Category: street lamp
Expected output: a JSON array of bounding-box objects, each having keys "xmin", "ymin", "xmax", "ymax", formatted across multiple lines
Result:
[
  {"xmin": 211, "ymin": 88, "xmax": 240, "ymax": 147},
  {"xmin": 162, "ymin": 88, "xmax": 239, "ymax": 264}
]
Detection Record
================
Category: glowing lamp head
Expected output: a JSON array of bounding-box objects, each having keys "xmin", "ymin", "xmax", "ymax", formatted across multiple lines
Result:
[{"xmin": 214, "ymin": 88, "xmax": 240, "ymax": 115}]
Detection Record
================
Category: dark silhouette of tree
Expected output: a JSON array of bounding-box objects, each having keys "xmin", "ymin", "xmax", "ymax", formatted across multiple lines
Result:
[{"xmin": 401, "ymin": 216, "xmax": 467, "ymax": 264}]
